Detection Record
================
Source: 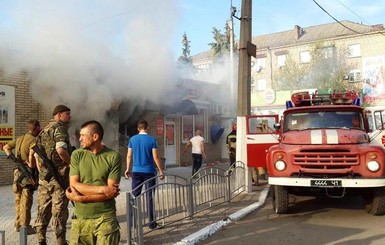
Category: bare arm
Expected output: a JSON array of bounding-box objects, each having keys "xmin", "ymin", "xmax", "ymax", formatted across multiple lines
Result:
[
  {"xmin": 3, "ymin": 144, "xmax": 12, "ymax": 156},
  {"xmin": 125, "ymin": 148, "xmax": 133, "ymax": 178},
  {"xmin": 67, "ymin": 179, "xmax": 120, "ymax": 203},
  {"xmin": 27, "ymin": 148, "xmax": 37, "ymax": 168},
  {"xmin": 68, "ymin": 175, "xmax": 119, "ymax": 197},
  {"xmin": 182, "ymin": 142, "xmax": 191, "ymax": 154},
  {"xmin": 201, "ymin": 141, "xmax": 206, "ymax": 158},
  {"xmin": 152, "ymin": 148, "xmax": 164, "ymax": 180},
  {"xmin": 56, "ymin": 147, "xmax": 71, "ymax": 165}
]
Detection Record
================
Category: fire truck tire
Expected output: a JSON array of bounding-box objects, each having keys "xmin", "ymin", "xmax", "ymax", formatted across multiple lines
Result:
[
  {"xmin": 273, "ymin": 185, "xmax": 288, "ymax": 214},
  {"xmin": 363, "ymin": 187, "xmax": 385, "ymax": 215}
]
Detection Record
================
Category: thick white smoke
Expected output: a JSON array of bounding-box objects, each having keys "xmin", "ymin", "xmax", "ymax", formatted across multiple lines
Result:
[
  {"xmin": 0, "ymin": 0, "xmax": 180, "ymax": 123},
  {"xmin": 0, "ymin": 0, "xmax": 182, "ymax": 146}
]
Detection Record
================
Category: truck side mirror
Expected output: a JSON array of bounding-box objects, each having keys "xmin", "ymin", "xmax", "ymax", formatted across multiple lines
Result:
[{"xmin": 274, "ymin": 123, "xmax": 281, "ymax": 130}]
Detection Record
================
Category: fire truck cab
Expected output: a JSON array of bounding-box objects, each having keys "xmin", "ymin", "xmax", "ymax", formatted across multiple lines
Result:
[{"xmin": 266, "ymin": 90, "xmax": 385, "ymax": 215}]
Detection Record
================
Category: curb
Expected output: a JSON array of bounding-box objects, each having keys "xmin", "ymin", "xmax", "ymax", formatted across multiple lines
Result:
[{"xmin": 174, "ymin": 186, "xmax": 270, "ymax": 245}]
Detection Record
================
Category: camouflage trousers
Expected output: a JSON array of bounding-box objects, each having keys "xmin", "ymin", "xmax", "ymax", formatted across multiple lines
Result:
[
  {"xmin": 34, "ymin": 179, "xmax": 69, "ymax": 245},
  {"xmin": 70, "ymin": 213, "xmax": 120, "ymax": 245},
  {"xmin": 251, "ymin": 167, "xmax": 266, "ymax": 183},
  {"xmin": 13, "ymin": 173, "xmax": 34, "ymax": 229}
]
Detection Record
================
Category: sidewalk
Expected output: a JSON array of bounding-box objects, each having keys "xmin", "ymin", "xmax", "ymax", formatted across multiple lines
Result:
[{"xmin": 0, "ymin": 162, "xmax": 269, "ymax": 245}]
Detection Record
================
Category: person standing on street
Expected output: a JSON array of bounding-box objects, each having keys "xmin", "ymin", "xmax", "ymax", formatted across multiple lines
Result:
[
  {"xmin": 31, "ymin": 105, "xmax": 72, "ymax": 245},
  {"xmin": 3, "ymin": 119, "xmax": 41, "ymax": 234},
  {"xmin": 183, "ymin": 129, "xmax": 206, "ymax": 176},
  {"xmin": 125, "ymin": 119, "xmax": 165, "ymax": 230},
  {"xmin": 226, "ymin": 124, "xmax": 237, "ymax": 167},
  {"xmin": 66, "ymin": 120, "xmax": 122, "ymax": 245}
]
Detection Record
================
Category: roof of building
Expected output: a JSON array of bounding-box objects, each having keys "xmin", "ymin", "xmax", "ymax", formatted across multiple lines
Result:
[
  {"xmin": 253, "ymin": 20, "xmax": 384, "ymax": 50},
  {"xmin": 191, "ymin": 20, "xmax": 384, "ymax": 63}
]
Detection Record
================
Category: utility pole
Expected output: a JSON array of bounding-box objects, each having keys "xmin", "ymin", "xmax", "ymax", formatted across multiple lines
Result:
[
  {"xmin": 237, "ymin": 0, "xmax": 253, "ymax": 116},
  {"xmin": 236, "ymin": 0, "xmax": 254, "ymax": 193},
  {"xmin": 229, "ymin": 1, "xmax": 235, "ymax": 118}
]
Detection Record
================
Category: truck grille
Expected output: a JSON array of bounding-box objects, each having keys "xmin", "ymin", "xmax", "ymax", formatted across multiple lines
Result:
[{"xmin": 293, "ymin": 150, "xmax": 359, "ymax": 173}]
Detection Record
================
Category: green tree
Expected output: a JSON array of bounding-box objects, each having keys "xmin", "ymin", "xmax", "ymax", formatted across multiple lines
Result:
[
  {"xmin": 274, "ymin": 41, "xmax": 356, "ymax": 93},
  {"xmin": 273, "ymin": 54, "xmax": 308, "ymax": 91},
  {"xmin": 178, "ymin": 32, "xmax": 192, "ymax": 64},
  {"xmin": 209, "ymin": 23, "xmax": 238, "ymax": 60}
]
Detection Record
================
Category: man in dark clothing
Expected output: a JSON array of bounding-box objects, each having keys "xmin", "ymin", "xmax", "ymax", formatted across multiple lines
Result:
[{"xmin": 226, "ymin": 124, "xmax": 237, "ymax": 167}]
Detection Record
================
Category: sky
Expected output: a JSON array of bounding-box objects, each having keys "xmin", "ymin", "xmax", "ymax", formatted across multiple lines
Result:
[{"xmin": 176, "ymin": 0, "xmax": 385, "ymax": 56}]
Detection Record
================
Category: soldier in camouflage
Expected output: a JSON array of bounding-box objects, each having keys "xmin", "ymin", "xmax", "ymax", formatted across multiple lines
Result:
[
  {"xmin": 3, "ymin": 119, "xmax": 41, "ymax": 234},
  {"xmin": 30, "ymin": 105, "xmax": 72, "ymax": 245}
]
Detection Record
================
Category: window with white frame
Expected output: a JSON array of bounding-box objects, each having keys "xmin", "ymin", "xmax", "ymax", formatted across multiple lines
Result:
[
  {"xmin": 322, "ymin": 46, "xmax": 334, "ymax": 59},
  {"xmin": 256, "ymin": 57, "xmax": 266, "ymax": 69},
  {"xmin": 182, "ymin": 108, "xmax": 207, "ymax": 142},
  {"xmin": 257, "ymin": 79, "xmax": 266, "ymax": 91},
  {"xmin": 299, "ymin": 51, "xmax": 311, "ymax": 64},
  {"xmin": 348, "ymin": 44, "xmax": 361, "ymax": 58},
  {"xmin": 277, "ymin": 54, "xmax": 286, "ymax": 67}
]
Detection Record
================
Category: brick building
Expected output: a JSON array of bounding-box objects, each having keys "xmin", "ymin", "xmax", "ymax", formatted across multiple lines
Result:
[{"xmin": 0, "ymin": 73, "xmax": 228, "ymax": 185}]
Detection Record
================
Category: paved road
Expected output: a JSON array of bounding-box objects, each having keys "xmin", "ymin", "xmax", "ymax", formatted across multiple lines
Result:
[{"xmin": 201, "ymin": 194, "xmax": 385, "ymax": 245}]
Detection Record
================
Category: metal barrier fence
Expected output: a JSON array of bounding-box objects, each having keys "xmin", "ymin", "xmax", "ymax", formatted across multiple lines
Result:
[{"xmin": 127, "ymin": 161, "xmax": 246, "ymax": 245}]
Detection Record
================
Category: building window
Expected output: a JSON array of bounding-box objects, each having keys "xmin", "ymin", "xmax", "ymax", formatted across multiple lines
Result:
[
  {"xmin": 299, "ymin": 51, "xmax": 311, "ymax": 64},
  {"xmin": 257, "ymin": 79, "xmax": 266, "ymax": 91},
  {"xmin": 277, "ymin": 54, "xmax": 286, "ymax": 67},
  {"xmin": 348, "ymin": 44, "xmax": 361, "ymax": 58},
  {"xmin": 182, "ymin": 108, "xmax": 207, "ymax": 142},
  {"xmin": 256, "ymin": 57, "xmax": 266, "ymax": 70},
  {"xmin": 322, "ymin": 46, "xmax": 334, "ymax": 59}
]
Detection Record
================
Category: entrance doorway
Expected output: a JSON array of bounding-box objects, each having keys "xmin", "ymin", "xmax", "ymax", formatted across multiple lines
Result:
[{"xmin": 165, "ymin": 120, "xmax": 176, "ymax": 166}]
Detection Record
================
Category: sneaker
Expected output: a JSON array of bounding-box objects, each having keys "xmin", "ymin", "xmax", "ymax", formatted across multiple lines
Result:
[
  {"xmin": 26, "ymin": 225, "xmax": 36, "ymax": 235},
  {"xmin": 17, "ymin": 225, "xmax": 36, "ymax": 235},
  {"xmin": 149, "ymin": 222, "xmax": 164, "ymax": 230}
]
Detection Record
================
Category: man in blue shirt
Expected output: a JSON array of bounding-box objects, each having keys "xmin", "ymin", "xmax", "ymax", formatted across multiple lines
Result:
[{"xmin": 125, "ymin": 120, "xmax": 164, "ymax": 229}]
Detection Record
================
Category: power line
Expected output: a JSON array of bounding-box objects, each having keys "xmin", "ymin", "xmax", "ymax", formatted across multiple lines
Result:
[
  {"xmin": 312, "ymin": 0, "xmax": 364, "ymax": 35},
  {"xmin": 313, "ymin": 0, "xmax": 385, "ymax": 37},
  {"xmin": 335, "ymin": 0, "xmax": 370, "ymax": 25}
]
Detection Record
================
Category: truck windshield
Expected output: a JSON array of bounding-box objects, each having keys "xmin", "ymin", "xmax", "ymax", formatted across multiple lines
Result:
[{"xmin": 283, "ymin": 111, "xmax": 364, "ymax": 132}]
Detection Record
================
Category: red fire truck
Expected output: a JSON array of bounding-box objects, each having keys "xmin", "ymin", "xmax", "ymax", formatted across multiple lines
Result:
[{"xmin": 261, "ymin": 90, "xmax": 385, "ymax": 215}]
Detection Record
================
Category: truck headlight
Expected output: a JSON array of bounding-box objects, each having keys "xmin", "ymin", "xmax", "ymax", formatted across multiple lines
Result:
[
  {"xmin": 275, "ymin": 160, "xmax": 286, "ymax": 171},
  {"xmin": 367, "ymin": 160, "xmax": 380, "ymax": 172}
]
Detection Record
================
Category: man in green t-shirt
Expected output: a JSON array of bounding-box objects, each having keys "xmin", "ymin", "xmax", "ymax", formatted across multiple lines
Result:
[{"xmin": 66, "ymin": 120, "xmax": 122, "ymax": 245}]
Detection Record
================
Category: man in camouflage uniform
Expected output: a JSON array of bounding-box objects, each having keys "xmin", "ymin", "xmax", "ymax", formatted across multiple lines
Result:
[
  {"xmin": 3, "ymin": 119, "xmax": 41, "ymax": 234},
  {"xmin": 31, "ymin": 105, "xmax": 72, "ymax": 245}
]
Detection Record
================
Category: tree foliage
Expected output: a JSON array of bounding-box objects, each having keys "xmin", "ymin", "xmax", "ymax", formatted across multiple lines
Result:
[
  {"xmin": 178, "ymin": 32, "xmax": 192, "ymax": 64},
  {"xmin": 273, "ymin": 41, "xmax": 356, "ymax": 93},
  {"xmin": 209, "ymin": 23, "xmax": 238, "ymax": 60}
]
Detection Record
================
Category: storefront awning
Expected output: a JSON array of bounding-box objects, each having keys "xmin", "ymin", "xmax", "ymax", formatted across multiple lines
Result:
[{"xmin": 161, "ymin": 99, "xmax": 198, "ymax": 115}]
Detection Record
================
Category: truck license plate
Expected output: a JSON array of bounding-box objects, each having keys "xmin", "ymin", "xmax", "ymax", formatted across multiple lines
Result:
[{"xmin": 311, "ymin": 180, "xmax": 342, "ymax": 187}]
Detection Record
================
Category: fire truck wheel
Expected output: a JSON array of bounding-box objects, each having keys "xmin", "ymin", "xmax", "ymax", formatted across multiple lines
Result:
[
  {"xmin": 363, "ymin": 187, "xmax": 385, "ymax": 216},
  {"xmin": 273, "ymin": 185, "xmax": 288, "ymax": 214}
]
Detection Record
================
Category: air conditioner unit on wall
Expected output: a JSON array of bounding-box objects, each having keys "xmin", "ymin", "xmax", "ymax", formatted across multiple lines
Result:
[{"xmin": 348, "ymin": 70, "xmax": 361, "ymax": 83}]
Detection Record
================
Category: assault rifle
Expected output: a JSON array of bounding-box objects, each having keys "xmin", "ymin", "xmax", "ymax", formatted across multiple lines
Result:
[
  {"xmin": 7, "ymin": 153, "xmax": 38, "ymax": 190},
  {"xmin": 31, "ymin": 144, "xmax": 68, "ymax": 191}
]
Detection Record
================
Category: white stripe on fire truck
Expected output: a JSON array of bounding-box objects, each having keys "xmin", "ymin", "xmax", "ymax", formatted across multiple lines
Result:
[
  {"xmin": 311, "ymin": 130, "xmax": 322, "ymax": 144},
  {"xmin": 326, "ymin": 129, "xmax": 338, "ymax": 144}
]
